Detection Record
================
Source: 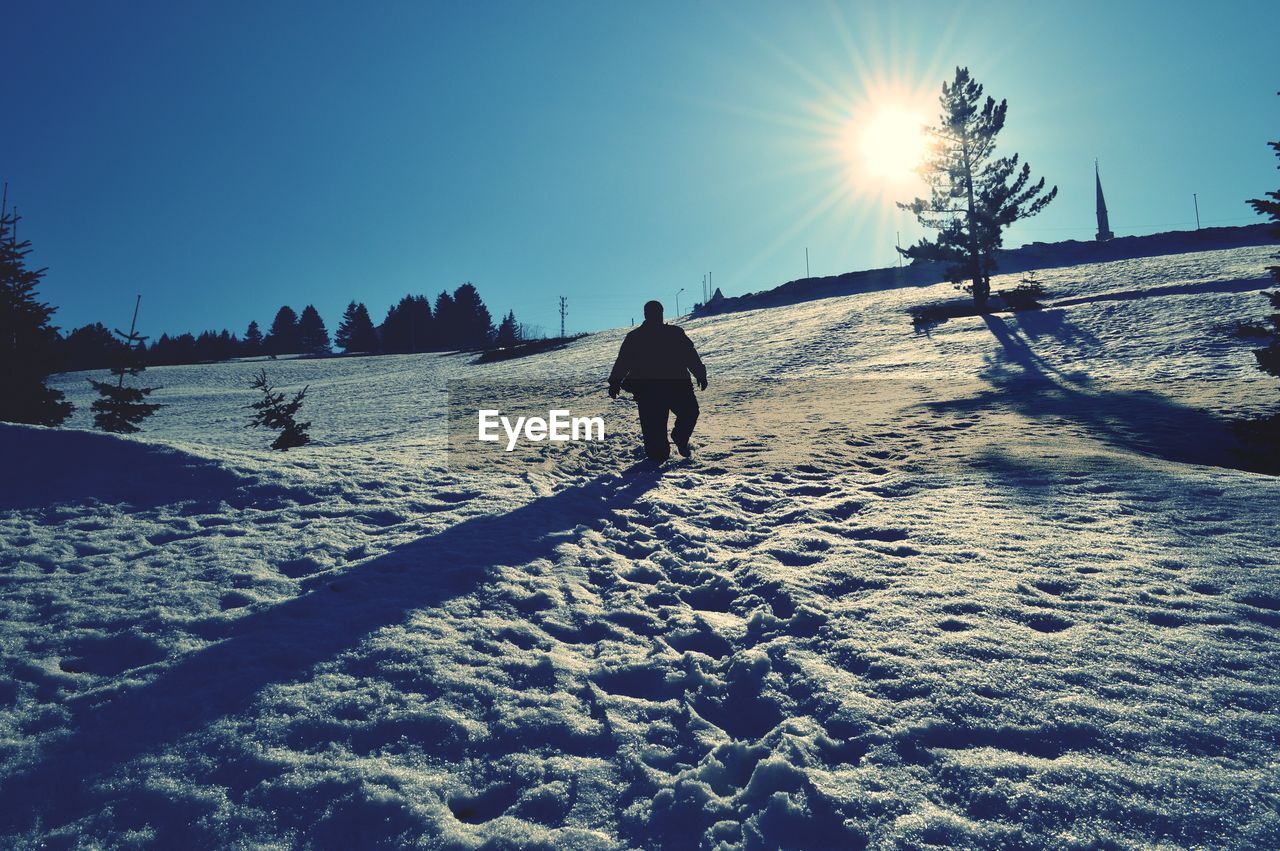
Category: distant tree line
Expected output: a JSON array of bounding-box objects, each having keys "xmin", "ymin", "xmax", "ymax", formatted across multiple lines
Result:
[{"xmin": 53, "ymin": 282, "xmax": 536, "ymax": 371}]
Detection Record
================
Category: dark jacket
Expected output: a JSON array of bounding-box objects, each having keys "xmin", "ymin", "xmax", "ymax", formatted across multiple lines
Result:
[{"xmin": 609, "ymin": 320, "xmax": 706, "ymax": 391}]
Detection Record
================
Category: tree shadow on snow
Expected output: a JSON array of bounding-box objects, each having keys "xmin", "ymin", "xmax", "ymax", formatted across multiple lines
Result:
[
  {"xmin": 930, "ymin": 314, "xmax": 1266, "ymax": 473},
  {"xmin": 1009, "ymin": 306, "xmax": 1101, "ymax": 352},
  {"xmin": 0, "ymin": 425, "xmax": 258, "ymax": 511},
  {"xmin": 0, "ymin": 464, "xmax": 662, "ymax": 836}
]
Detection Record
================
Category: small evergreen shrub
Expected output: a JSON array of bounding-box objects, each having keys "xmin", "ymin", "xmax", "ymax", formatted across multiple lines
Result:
[
  {"xmin": 248, "ymin": 369, "xmax": 311, "ymax": 450},
  {"xmin": 88, "ymin": 298, "xmax": 160, "ymax": 433}
]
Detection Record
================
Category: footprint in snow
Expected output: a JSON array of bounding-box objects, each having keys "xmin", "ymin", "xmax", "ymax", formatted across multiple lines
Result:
[
  {"xmin": 823, "ymin": 499, "xmax": 864, "ymax": 520},
  {"xmin": 680, "ymin": 575, "xmax": 740, "ymax": 613},
  {"xmin": 1031, "ymin": 578, "xmax": 1079, "ymax": 596},
  {"xmin": 840, "ymin": 526, "xmax": 909, "ymax": 542},
  {"xmin": 666, "ymin": 627, "xmax": 733, "ymax": 659},
  {"xmin": 815, "ymin": 573, "xmax": 890, "ymax": 597},
  {"xmin": 435, "ymin": 490, "xmax": 480, "ymax": 504},
  {"xmin": 58, "ymin": 632, "xmax": 166, "ymax": 677},
  {"xmin": 448, "ymin": 783, "xmax": 523, "ymax": 824},
  {"xmin": 219, "ymin": 591, "xmax": 253, "ymax": 610},
  {"xmin": 1018, "ymin": 611, "xmax": 1074, "ymax": 633},
  {"xmin": 766, "ymin": 548, "xmax": 824, "ymax": 567},
  {"xmin": 277, "ymin": 556, "xmax": 327, "ymax": 578},
  {"xmin": 1144, "ymin": 609, "xmax": 1191, "ymax": 628},
  {"xmin": 785, "ymin": 483, "xmax": 836, "ymax": 497}
]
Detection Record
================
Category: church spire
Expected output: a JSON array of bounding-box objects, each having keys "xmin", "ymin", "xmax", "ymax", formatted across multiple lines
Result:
[{"xmin": 1095, "ymin": 159, "xmax": 1114, "ymax": 241}]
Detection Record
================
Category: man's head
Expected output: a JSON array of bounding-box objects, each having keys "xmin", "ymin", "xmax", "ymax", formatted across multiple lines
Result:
[{"xmin": 643, "ymin": 300, "xmax": 664, "ymax": 323}]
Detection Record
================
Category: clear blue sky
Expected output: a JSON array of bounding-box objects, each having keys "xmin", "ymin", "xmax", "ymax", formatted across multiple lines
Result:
[{"xmin": 6, "ymin": 0, "xmax": 1277, "ymax": 338}]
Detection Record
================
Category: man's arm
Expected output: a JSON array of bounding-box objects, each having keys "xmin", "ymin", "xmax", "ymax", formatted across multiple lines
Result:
[
  {"xmin": 683, "ymin": 330, "xmax": 707, "ymax": 390},
  {"xmin": 608, "ymin": 334, "xmax": 633, "ymax": 397}
]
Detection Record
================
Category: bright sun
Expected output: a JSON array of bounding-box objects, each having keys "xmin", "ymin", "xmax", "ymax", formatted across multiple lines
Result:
[{"xmin": 857, "ymin": 106, "xmax": 929, "ymax": 184}]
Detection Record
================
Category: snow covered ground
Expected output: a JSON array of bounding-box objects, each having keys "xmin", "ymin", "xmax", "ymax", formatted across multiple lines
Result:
[{"xmin": 3, "ymin": 245, "xmax": 1279, "ymax": 849}]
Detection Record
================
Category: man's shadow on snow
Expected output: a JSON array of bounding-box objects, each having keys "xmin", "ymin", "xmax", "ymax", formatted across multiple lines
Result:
[
  {"xmin": 0, "ymin": 464, "xmax": 662, "ymax": 834},
  {"xmin": 931, "ymin": 312, "xmax": 1263, "ymax": 472}
]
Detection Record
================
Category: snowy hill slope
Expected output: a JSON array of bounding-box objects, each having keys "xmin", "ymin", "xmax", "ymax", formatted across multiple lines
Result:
[
  {"xmin": 2, "ymin": 244, "xmax": 1279, "ymax": 848},
  {"xmin": 693, "ymin": 224, "xmax": 1275, "ymax": 319}
]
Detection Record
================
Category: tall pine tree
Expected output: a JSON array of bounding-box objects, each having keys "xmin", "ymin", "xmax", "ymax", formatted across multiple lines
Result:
[
  {"xmin": 265, "ymin": 305, "xmax": 299, "ymax": 355},
  {"xmin": 0, "ymin": 190, "xmax": 72, "ymax": 425},
  {"xmin": 335, "ymin": 301, "xmax": 378, "ymax": 353},
  {"xmin": 88, "ymin": 295, "xmax": 161, "ymax": 433},
  {"xmin": 379, "ymin": 300, "xmax": 406, "ymax": 353},
  {"xmin": 297, "ymin": 305, "xmax": 330, "ymax": 355},
  {"xmin": 379, "ymin": 295, "xmax": 433, "ymax": 353},
  {"xmin": 433, "ymin": 290, "xmax": 458, "ymax": 350},
  {"xmin": 451, "ymin": 282, "xmax": 494, "ymax": 348},
  {"xmin": 243, "ymin": 320, "xmax": 264, "ymax": 355},
  {"xmin": 899, "ymin": 67, "xmax": 1057, "ymax": 306},
  {"xmin": 494, "ymin": 310, "xmax": 520, "ymax": 347}
]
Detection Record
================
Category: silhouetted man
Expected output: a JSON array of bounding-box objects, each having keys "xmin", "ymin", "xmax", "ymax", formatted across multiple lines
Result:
[{"xmin": 608, "ymin": 300, "xmax": 707, "ymax": 461}]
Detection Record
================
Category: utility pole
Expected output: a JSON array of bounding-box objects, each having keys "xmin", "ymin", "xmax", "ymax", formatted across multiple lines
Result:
[
  {"xmin": 805, "ymin": 247, "xmax": 810, "ymax": 278},
  {"xmin": 897, "ymin": 232, "xmax": 903, "ymax": 269},
  {"xmin": 558, "ymin": 296, "xmax": 567, "ymax": 338},
  {"xmin": 1193, "ymin": 193, "xmax": 1201, "ymax": 230}
]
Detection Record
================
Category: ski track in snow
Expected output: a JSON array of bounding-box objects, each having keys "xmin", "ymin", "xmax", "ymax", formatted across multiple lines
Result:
[{"xmin": 2, "ymin": 245, "xmax": 1279, "ymax": 848}]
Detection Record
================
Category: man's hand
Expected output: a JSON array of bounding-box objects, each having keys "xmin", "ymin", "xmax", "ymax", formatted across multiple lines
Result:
[
  {"xmin": 698, "ymin": 377, "xmax": 708, "ymax": 391},
  {"xmin": 608, "ymin": 384, "xmax": 620, "ymax": 399}
]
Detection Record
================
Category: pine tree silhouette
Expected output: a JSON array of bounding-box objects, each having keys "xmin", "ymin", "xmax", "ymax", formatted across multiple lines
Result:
[
  {"xmin": 452, "ymin": 282, "xmax": 495, "ymax": 348},
  {"xmin": 379, "ymin": 295, "xmax": 429, "ymax": 353},
  {"xmin": 297, "ymin": 305, "xmax": 330, "ymax": 355},
  {"xmin": 243, "ymin": 320, "xmax": 264, "ymax": 355},
  {"xmin": 432, "ymin": 290, "xmax": 458, "ymax": 350},
  {"xmin": 88, "ymin": 296, "xmax": 161, "ymax": 433},
  {"xmin": 495, "ymin": 310, "xmax": 520, "ymax": 347},
  {"xmin": 899, "ymin": 67, "xmax": 1057, "ymax": 306},
  {"xmin": 248, "ymin": 369, "xmax": 311, "ymax": 450},
  {"xmin": 265, "ymin": 306, "xmax": 299, "ymax": 355},
  {"xmin": 335, "ymin": 301, "xmax": 378, "ymax": 353},
  {"xmin": 0, "ymin": 187, "xmax": 73, "ymax": 425}
]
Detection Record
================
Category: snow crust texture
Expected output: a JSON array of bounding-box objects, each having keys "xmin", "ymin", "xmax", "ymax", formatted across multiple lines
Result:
[{"xmin": 2, "ymin": 246, "xmax": 1279, "ymax": 848}]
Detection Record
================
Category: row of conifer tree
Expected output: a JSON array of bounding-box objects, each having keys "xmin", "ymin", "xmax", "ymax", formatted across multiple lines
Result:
[
  {"xmin": 55, "ymin": 283, "xmax": 530, "ymax": 372},
  {"xmin": 0, "ymin": 187, "xmax": 536, "ymax": 430}
]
